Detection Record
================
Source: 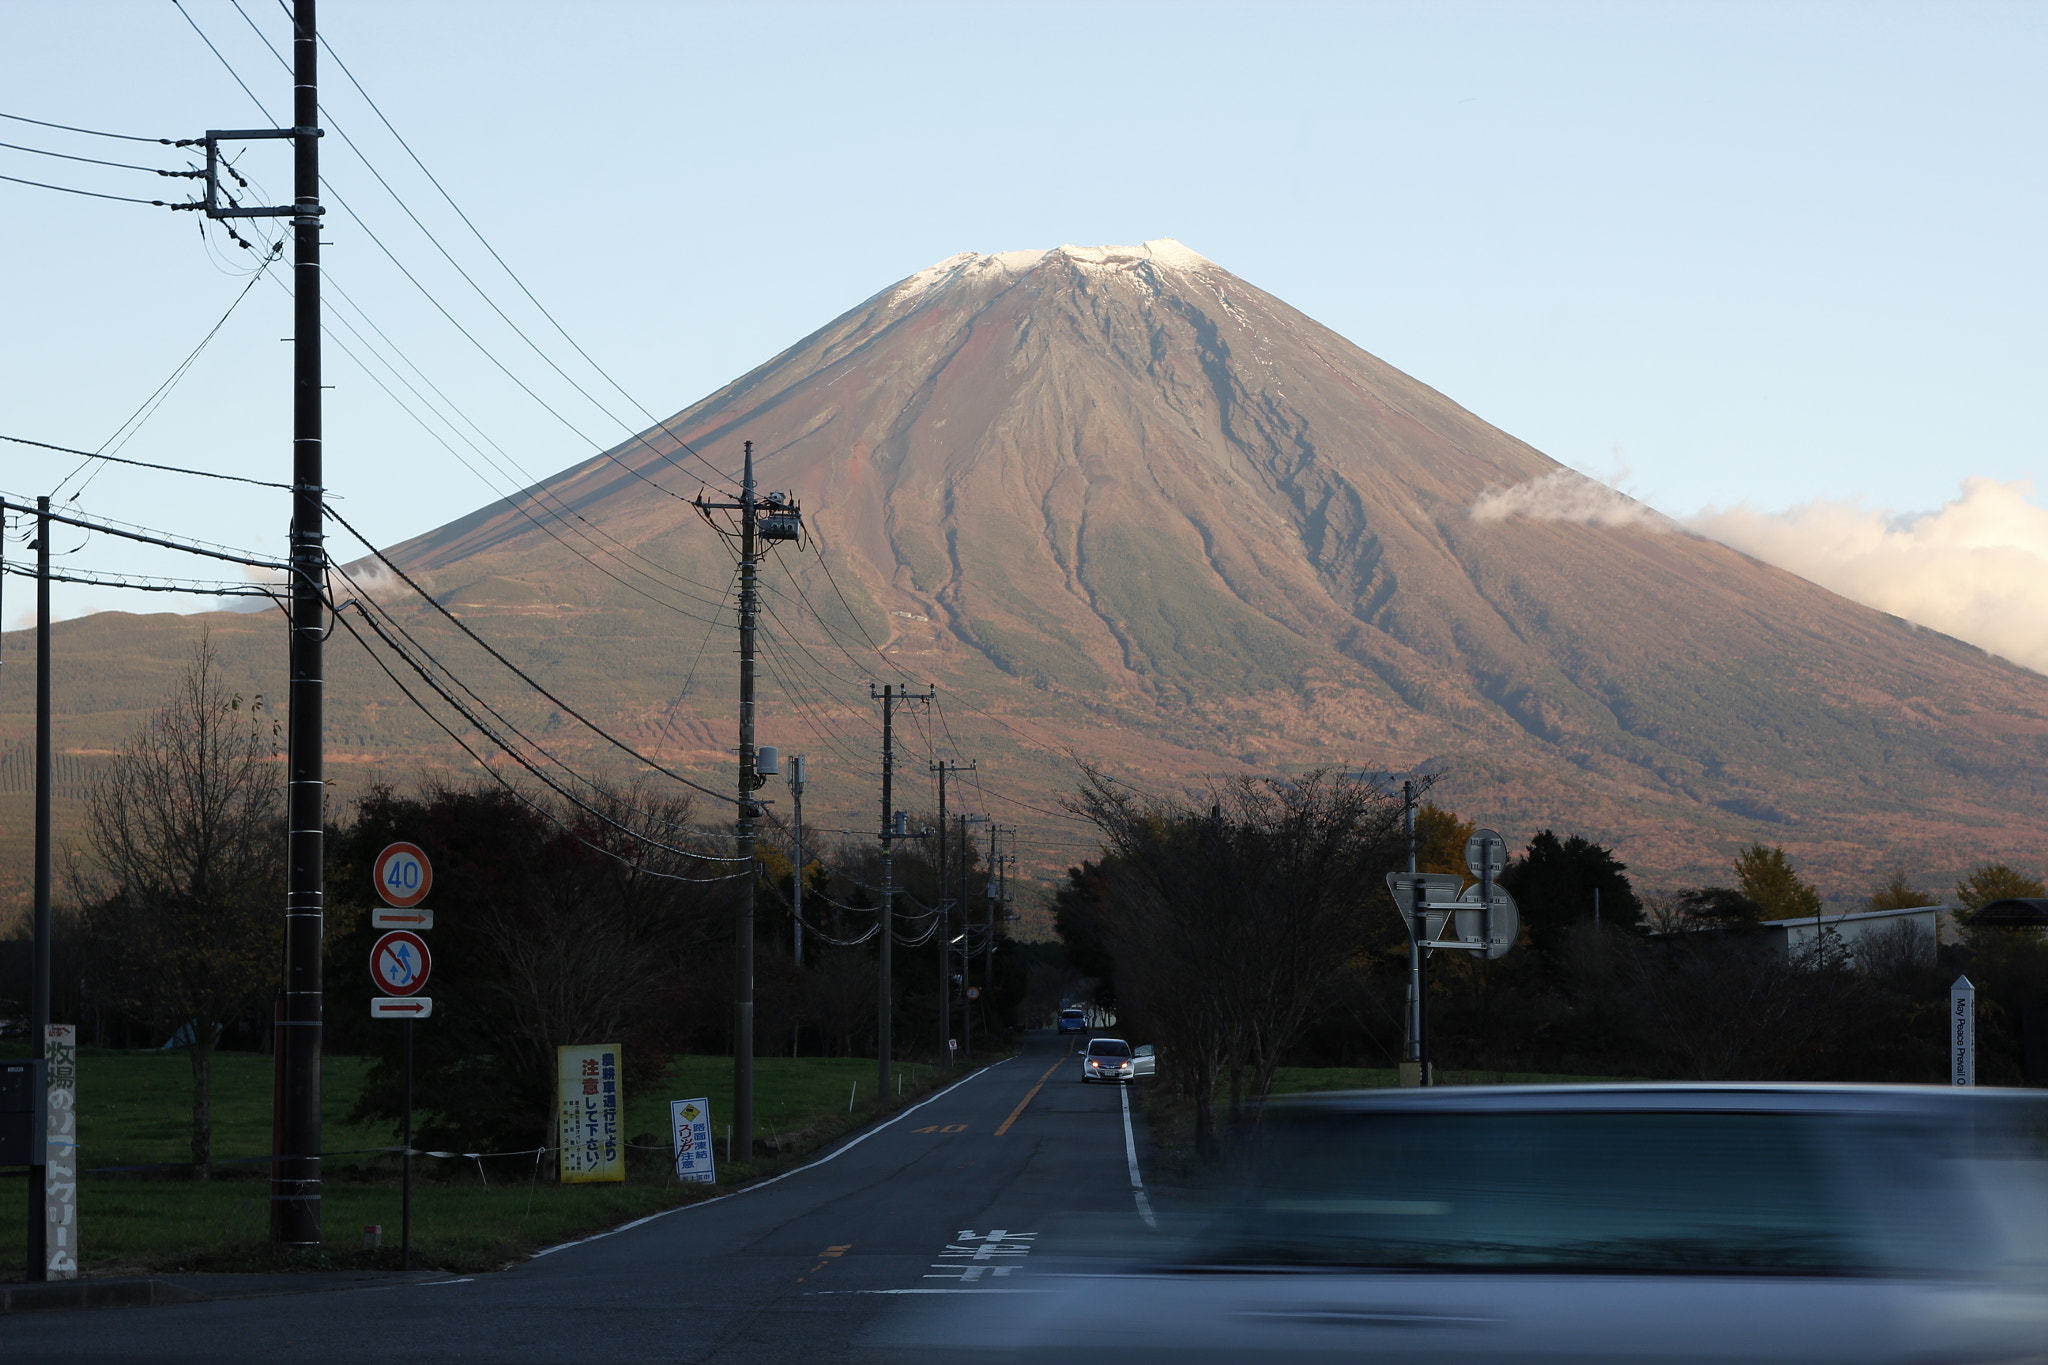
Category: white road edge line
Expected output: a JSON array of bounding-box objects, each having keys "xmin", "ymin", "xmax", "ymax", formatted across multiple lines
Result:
[
  {"xmin": 530, "ymin": 1057, "xmax": 1017, "ymax": 1259},
  {"xmin": 1120, "ymin": 1083, "xmax": 1158, "ymax": 1229}
]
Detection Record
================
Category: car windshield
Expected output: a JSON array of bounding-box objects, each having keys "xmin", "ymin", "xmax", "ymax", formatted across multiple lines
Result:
[
  {"xmin": 1088, "ymin": 1040, "xmax": 1131, "ymax": 1058},
  {"xmin": 1060, "ymin": 1009, "xmax": 1084, "ymax": 1018},
  {"xmin": 1188, "ymin": 1109, "xmax": 2010, "ymax": 1275}
]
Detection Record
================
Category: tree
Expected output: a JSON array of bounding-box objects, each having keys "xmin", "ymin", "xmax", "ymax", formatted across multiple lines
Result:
[
  {"xmin": 1867, "ymin": 871, "xmax": 1940, "ymax": 912},
  {"xmin": 1413, "ymin": 803, "xmax": 1474, "ymax": 877},
  {"xmin": 1955, "ymin": 862, "xmax": 2045, "ymax": 914},
  {"xmin": 1500, "ymin": 830, "xmax": 1643, "ymax": 951},
  {"xmin": 338, "ymin": 782, "xmax": 727, "ymax": 1154},
  {"xmin": 1733, "ymin": 844, "xmax": 1822, "ymax": 921},
  {"xmin": 80, "ymin": 638, "xmax": 282, "ymax": 1178},
  {"xmin": 1647, "ymin": 887, "xmax": 1768, "ymax": 932},
  {"xmin": 1065, "ymin": 767, "xmax": 1404, "ymax": 1158}
]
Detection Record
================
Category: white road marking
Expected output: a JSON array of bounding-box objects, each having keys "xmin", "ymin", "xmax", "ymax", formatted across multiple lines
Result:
[
  {"xmin": 530, "ymin": 1057, "xmax": 1015, "ymax": 1259},
  {"xmin": 1120, "ymin": 1083, "xmax": 1158, "ymax": 1229}
]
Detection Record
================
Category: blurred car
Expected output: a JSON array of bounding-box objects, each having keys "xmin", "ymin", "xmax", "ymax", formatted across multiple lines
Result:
[
  {"xmin": 1081, "ymin": 1037, "xmax": 1134, "ymax": 1083},
  {"xmin": 1131, "ymin": 1044, "xmax": 1156, "ymax": 1079},
  {"xmin": 1057, "ymin": 1007, "xmax": 1088, "ymax": 1034},
  {"xmin": 880, "ymin": 1083, "xmax": 2048, "ymax": 1363}
]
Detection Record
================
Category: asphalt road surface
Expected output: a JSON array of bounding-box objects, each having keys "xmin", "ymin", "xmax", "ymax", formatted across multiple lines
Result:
[{"xmin": 1, "ymin": 1030, "xmax": 1160, "ymax": 1363}]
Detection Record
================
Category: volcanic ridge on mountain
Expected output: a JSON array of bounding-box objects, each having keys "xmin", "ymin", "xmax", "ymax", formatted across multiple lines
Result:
[{"xmin": 18, "ymin": 238, "xmax": 2048, "ymax": 901}]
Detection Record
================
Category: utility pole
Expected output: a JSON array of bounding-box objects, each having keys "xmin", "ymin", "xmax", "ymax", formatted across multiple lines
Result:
[
  {"xmin": 991, "ymin": 828, "xmax": 1015, "ymax": 1005},
  {"xmin": 871, "ymin": 683, "xmax": 932, "ymax": 1098},
  {"xmin": 789, "ymin": 754, "xmax": 807, "ymax": 968},
  {"xmin": 695, "ymin": 440, "xmax": 801, "ymax": 1164},
  {"xmin": 27, "ymin": 498, "xmax": 49, "ymax": 1280},
  {"xmin": 957, "ymin": 812, "xmax": 986, "ymax": 1059},
  {"xmin": 931, "ymin": 760, "xmax": 974, "ymax": 1065},
  {"xmin": 276, "ymin": 0, "xmax": 327, "ymax": 1247}
]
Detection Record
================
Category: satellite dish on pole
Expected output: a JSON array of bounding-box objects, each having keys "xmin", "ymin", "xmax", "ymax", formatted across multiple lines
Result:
[
  {"xmin": 1464, "ymin": 829, "xmax": 1507, "ymax": 881},
  {"xmin": 1455, "ymin": 882, "xmax": 1518, "ymax": 959}
]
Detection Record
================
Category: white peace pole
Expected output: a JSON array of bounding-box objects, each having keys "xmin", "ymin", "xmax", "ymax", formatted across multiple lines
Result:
[{"xmin": 1951, "ymin": 975, "xmax": 1976, "ymax": 1087}]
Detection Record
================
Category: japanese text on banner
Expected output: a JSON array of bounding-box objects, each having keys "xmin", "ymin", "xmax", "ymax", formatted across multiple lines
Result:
[
  {"xmin": 670, "ymin": 1097, "xmax": 715, "ymax": 1184},
  {"xmin": 557, "ymin": 1043, "xmax": 624, "ymax": 1183}
]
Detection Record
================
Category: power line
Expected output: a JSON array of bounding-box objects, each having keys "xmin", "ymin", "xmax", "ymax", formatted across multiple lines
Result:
[
  {"xmin": 0, "ymin": 434, "xmax": 291, "ymax": 491},
  {"xmin": 0, "ymin": 111, "xmax": 187, "ymax": 145},
  {"xmin": 217, "ymin": 1, "xmax": 725, "ymax": 507},
  {"xmin": 331, "ymin": 607, "xmax": 746, "ymax": 884},
  {"xmin": 323, "ymin": 503, "xmax": 739, "ymax": 808},
  {"xmin": 0, "ymin": 139, "xmax": 203, "ymax": 178},
  {"xmin": 278, "ymin": 1, "xmax": 737, "ymax": 488},
  {"xmin": 0, "ymin": 170, "xmax": 189, "ymax": 207}
]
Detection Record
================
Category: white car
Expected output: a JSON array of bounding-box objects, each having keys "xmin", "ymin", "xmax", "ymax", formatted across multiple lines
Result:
[
  {"xmin": 1130, "ymin": 1044, "xmax": 1156, "ymax": 1079},
  {"xmin": 881, "ymin": 1084, "xmax": 2048, "ymax": 1363},
  {"xmin": 1080, "ymin": 1037, "xmax": 1134, "ymax": 1083}
]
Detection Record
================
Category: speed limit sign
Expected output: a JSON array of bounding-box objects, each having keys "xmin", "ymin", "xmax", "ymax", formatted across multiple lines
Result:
[{"xmin": 373, "ymin": 842, "xmax": 432, "ymax": 908}]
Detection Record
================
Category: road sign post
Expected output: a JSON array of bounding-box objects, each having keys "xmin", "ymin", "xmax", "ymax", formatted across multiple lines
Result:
[
  {"xmin": 373, "ymin": 842, "xmax": 432, "ymax": 909},
  {"xmin": 370, "ymin": 843, "xmax": 433, "ymax": 1271}
]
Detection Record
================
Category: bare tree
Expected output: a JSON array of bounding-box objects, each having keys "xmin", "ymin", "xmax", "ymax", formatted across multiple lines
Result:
[
  {"xmin": 1067, "ymin": 767, "xmax": 1403, "ymax": 1157},
  {"xmin": 80, "ymin": 637, "xmax": 282, "ymax": 1178}
]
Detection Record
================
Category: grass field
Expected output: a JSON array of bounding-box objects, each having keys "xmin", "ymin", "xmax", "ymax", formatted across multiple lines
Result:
[{"xmin": 0, "ymin": 1046, "xmax": 964, "ymax": 1276}]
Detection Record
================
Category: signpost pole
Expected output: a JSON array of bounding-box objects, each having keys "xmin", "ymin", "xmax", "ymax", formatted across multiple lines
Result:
[
  {"xmin": 401, "ymin": 1017, "xmax": 413, "ymax": 1270},
  {"xmin": 1403, "ymin": 781, "xmax": 1424, "ymax": 1087},
  {"xmin": 1480, "ymin": 833, "xmax": 1496, "ymax": 963}
]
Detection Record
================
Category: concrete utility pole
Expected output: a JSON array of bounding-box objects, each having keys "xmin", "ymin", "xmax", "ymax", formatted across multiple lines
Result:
[
  {"xmin": 956, "ymin": 812, "xmax": 986, "ymax": 1057},
  {"xmin": 695, "ymin": 439, "xmax": 802, "ymax": 1163},
  {"xmin": 871, "ymin": 683, "xmax": 932, "ymax": 1098},
  {"xmin": 789, "ymin": 754, "xmax": 807, "ymax": 968},
  {"xmin": 277, "ymin": 0, "xmax": 327, "ymax": 1246},
  {"xmin": 28, "ymin": 498, "xmax": 49, "ymax": 1278},
  {"xmin": 931, "ymin": 760, "xmax": 974, "ymax": 1064}
]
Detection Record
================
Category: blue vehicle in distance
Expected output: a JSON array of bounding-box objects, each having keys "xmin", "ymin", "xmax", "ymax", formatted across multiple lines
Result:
[{"xmin": 1057, "ymin": 1007, "xmax": 1088, "ymax": 1034}]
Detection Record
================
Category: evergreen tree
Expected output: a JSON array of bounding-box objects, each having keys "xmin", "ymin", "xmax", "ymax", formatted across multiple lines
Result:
[{"xmin": 1499, "ymin": 830, "xmax": 1643, "ymax": 951}]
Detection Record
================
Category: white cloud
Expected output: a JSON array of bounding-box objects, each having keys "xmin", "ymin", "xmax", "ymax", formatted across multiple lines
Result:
[
  {"xmin": 1470, "ymin": 467, "xmax": 1675, "ymax": 532},
  {"xmin": 1686, "ymin": 477, "xmax": 2048, "ymax": 675}
]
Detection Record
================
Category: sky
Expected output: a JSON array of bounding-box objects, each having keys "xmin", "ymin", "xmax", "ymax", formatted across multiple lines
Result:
[{"xmin": 0, "ymin": 0, "xmax": 2042, "ymax": 667}]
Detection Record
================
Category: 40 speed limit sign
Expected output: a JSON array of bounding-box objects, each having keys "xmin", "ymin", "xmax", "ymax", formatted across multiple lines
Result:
[{"xmin": 373, "ymin": 842, "xmax": 432, "ymax": 908}]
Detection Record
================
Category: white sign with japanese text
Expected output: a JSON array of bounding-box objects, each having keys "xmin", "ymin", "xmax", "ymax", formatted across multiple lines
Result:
[
  {"xmin": 45, "ymin": 1025, "xmax": 78, "ymax": 1279},
  {"xmin": 557, "ymin": 1044, "xmax": 624, "ymax": 1183},
  {"xmin": 670, "ymin": 1097, "xmax": 715, "ymax": 1184}
]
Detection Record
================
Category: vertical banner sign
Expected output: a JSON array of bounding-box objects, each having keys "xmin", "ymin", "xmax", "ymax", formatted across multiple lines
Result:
[
  {"xmin": 557, "ymin": 1044, "xmax": 624, "ymax": 1183},
  {"xmin": 44, "ymin": 1025, "xmax": 78, "ymax": 1279},
  {"xmin": 670, "ymin": 1098, "xmax": 715, "ymax": 1184},
  {"xmin": 1952, "ymin": 975, "xmax": 1976, "ymax": 1087}
]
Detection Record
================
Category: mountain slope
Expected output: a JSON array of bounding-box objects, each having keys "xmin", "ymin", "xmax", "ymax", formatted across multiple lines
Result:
[{"xmin": 8, "ymin": 240, "xmax": 2045, "ymax": 921}]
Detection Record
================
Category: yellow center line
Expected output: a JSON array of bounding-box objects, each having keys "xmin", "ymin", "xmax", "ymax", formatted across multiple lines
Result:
[{"xmin": 994, "ymin": 1054, "xmax": 1070, "ymax": 1136}]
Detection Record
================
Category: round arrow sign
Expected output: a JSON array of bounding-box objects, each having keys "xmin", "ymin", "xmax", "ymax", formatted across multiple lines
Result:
[
  {"xmin": 373, "ymin": 842, "xmax": 433, "ymax": 908},
  {"xmin": 371, "ymin": 930, "xmax": 432, "ymax": 996}
]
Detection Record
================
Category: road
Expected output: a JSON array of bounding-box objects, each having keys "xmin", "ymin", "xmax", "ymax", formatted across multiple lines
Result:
[{"xmin": 0, "ymin": 1030, "xmax": 1158, "ymax": 1363}]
